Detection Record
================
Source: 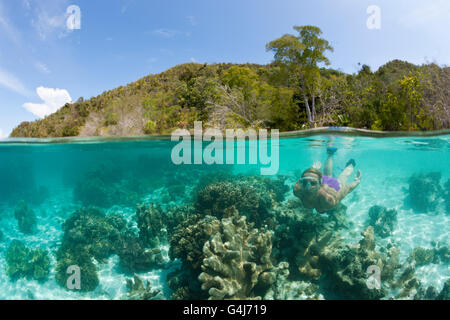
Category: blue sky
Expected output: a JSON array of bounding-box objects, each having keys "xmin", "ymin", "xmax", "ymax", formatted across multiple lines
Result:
[{"xmin": 0, "ymin": 0, "xmax": 449, "ymax": 137}]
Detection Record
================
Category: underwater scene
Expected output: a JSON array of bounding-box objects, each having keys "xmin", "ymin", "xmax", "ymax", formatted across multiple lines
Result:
[{"xmin": 0, "ymin": 132, "xmax": 449, "ymax": 300}]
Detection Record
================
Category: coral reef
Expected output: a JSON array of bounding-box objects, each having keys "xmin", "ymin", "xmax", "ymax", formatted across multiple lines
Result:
[
  {"xmin": 408, "ymin": 241, "xmax": 449, "ymax": 266},
  {"xmin": 14, "ymin": 200, "xmax": 37, "ymax": 234},
  {"xmin": 55, "ymin": 207, "xmax": 164, "ymax": 291},
  {"xmin": 392, "ymin": 263, "xmax": 423, "ymax": 299},
  {"xmin": 167, "ymin": 267, "xmax": 208, "ymax": 300},
  {"xmin": 407, "ymin": 172, "xmax": 443, "ymax": 213},
  {"xmin": 327, "ymin": 203, "xmax": 352, "ymax": 229},
  {"xmin": 366, "ymin": 205, "xmax": 398, "ymax": 238},
  {"xmin": 319, "ymin": 227, "xmax": 401, "ymax": 300},
  {"xmin": 116, "ymin": 234, "xmax": 164, "ymax": 273},
  {"xmin": 437, "ymin": 279, "xmax": 450, "ymax": 300},
  {"xmin": 296, "ymin": 232, "xmax": 341, "ymax": 280},
  {"xmin": 263, "ymin": 262, "xmax": 324, "ymax": 300},
  {"xmin": 270, "ymin": 198, "xmax": 343, "ymax": 277},
  {"xmin": 414, "ymin": 280, "xmax": 450, "ymax": 300},
  {"xmin": 59, "ymin": 207, "xmax": 127, "ymax": 262},
  {"xmin": 169, "ymin": 214, "xmax": 220, "ymax": 271},
  {"xmin": 6, "ymin": 240, "xmax": 50, "ymax": 282},
  {"xmin": 123, "ymin": 275, "xmax": 162, "ymax": 300},
  {"xmin": 166, "ymin": 214, "xmax": 221, "ymax": 300},
  {"xmin": 194, "ymin": 175, "xmax": 288, "ymax": 226},
  {"xmin": 198, "ymin": 211, "xmax": 274, "ymax": 299},
  {"xmin": 55, "ymin": 250, "xmax": 99, "ymax": 292},
  {"xmin": 136, "ymin": 203, "xmax": 167, "ymax": 247}
]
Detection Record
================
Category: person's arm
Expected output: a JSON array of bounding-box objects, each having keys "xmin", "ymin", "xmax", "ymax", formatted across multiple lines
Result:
[{"xmin": 336, "ymin": 170, "xmax": 362, "ymax": 202}]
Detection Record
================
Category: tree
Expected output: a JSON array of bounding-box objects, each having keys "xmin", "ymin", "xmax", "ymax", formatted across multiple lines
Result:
[{"xmin": 266, "ymin": 25, "xmax": 333, "ymax": 123}]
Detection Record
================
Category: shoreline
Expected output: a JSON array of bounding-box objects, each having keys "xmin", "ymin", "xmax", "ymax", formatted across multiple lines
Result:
[{"xmin": 2, "ymin": 127, "xmax": 450, "ymax": 145}]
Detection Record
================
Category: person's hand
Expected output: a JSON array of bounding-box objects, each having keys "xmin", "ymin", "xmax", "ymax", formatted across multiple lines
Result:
[{"xmin": 313, "ymin": 161, "xmax": 322, "ymax": 170}]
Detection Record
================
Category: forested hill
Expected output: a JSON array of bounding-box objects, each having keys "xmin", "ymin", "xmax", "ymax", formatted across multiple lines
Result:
[{"xmin": 10, "ymin": 59, "xmax": 450, "ymax": 138}]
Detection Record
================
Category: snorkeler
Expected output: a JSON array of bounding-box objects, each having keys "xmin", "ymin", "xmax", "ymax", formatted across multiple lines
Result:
[{"xmin": 293, "ymin": 142, "xmax": 362, "ymax": 213}]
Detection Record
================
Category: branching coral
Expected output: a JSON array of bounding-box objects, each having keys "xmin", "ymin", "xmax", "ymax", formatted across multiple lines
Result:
[
  {"xmin": 263, "ymin": 262, "xmax": 323, "ymax": 300},
  {"xmin": 166, "ymin": 214, "xmax": 221, "ymax": 300},
  {"xmin": 123, "ymin": 275, "xmax": 162, "ymax": 300},
  {"xmin": 14, "ymin": 200, "xmax": 37, "ymax": 234},
  {"xmin": 319, "ymin": 227, "xmax": 402, "ymax": 300},
  {"xmin": 408, "ymin": 241, "xmax": 449, "ymax": 266},
  {"xmin": 6, "ymin": 240, "xmax": 50, "ymax": 282},
  {"xmin": 296, "ymin": 232, "xmax": 341, "ymax": 280},
  {"xmin": 169, "ymin": 214, "xmax": 220, "ymax": 271},
  {"xmin": 366, "ymin": 205, "xmax": 398, "ymax": 238},
  {"xmin": 198, "ymin": 211, "xmax": 274, "ymax": 300},
  {"xmin": 136, "ymin": 203, "xmax": 167, "ymax": 247},
  {"xmin": 407, "ymin": 172, "xmax": 443, "ymax": 213},
  {"xmin": 271, "ymin": 198, "xmax": 341, "ymax": 277},
  {"xmin": 116, "ymin": 234, "xmax": 164, "ymax": 273}
]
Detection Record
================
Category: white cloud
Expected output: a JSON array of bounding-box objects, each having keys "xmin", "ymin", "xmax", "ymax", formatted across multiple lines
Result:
[
  {"xmin": 30, "ymin": 0, "xmax": 72, "ymax": 40},
  {"xmin": 35, "ymin": 62, "xmax": 51, "ymax": 74},
  {"xmin": 0, "ymin": 68, "xmax": 29, "ymax": 96},
  {"xmin": 23, "ymin": 86, "xmax": 72, "ymax": 118},
  {"xmin": 152, "ymin": 28, "xmax": 181, "ymax": 38},
  {"xmin": 0, "ymin": 128, "xmax": 7, "ymax": 139}
]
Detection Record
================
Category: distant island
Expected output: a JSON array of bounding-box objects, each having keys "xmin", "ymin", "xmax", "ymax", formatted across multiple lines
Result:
[{"xmin": 10, "ymin": 26, "xmax": 450, "ymax": 138}]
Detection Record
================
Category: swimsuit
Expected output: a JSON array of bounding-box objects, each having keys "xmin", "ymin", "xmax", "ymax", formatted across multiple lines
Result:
[{"xmin": 322, "ymin": 176, "xmax": 340, "ymax": 191}]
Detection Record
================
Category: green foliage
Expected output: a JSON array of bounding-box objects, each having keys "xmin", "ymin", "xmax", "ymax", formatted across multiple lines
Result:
[
  {"xmin": 143, "ymin": 120, "xmax": 157, "ymax": 134},
  {"xmin": 104, "ymin": 112, "xmax": 119, "ymax": 126},
  {"xmin": 6, "ymin": 240, "xmax": 50, "ymax": 282},
  {"xmin": 266, "ymin": 25, "xmax": 334, "ymax": 123},
  {"xmin": 9, "ymin": 31, "xmax": 450, "ymax": 137}
]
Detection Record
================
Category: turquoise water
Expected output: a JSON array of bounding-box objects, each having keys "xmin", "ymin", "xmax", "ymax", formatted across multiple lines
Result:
[{"xmin": 0, "ymin": 131, "xmax": 449, "ymax": 300}]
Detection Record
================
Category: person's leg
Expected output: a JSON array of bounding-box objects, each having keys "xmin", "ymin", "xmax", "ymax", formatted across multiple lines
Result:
[
  {"xmin": 324, "ymin": 155, "xmax": 333, "ymax": 177},
  {"xmin": 338, "ymin": 162, "xmax": 354, "ymax": 186}
]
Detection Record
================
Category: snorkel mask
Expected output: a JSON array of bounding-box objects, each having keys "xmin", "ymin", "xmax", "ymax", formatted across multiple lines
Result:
[
  {"xmin": 299, "ymin": 176, "xmax": 320, "ymax": 190},
  {"xmin": 299, "ymin": 168, "xmax": 322, "ymax": 191}
]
